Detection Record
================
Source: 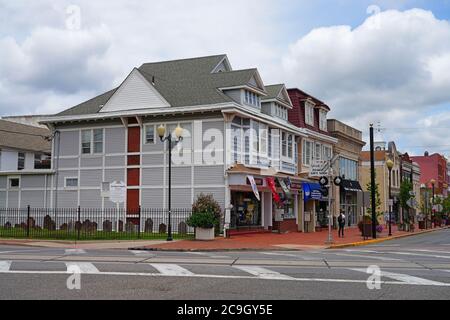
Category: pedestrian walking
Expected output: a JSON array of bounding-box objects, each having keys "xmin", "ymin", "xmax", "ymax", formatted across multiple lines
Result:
[{"xmin": 338, "ymin": 211, "xmax": 346, "ymax": 238}]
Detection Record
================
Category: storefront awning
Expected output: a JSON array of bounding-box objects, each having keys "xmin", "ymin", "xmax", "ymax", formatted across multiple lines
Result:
[
  {"xmin": 341, "ymin": 179, "xmax": 363, "ymax": 192},
  {"xmin": 302, "ymin": 183, "xmax": 323, "ymax": 201}
]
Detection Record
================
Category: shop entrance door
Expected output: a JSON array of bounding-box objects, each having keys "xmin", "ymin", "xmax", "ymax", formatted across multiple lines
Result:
[{"xmin": 230, "ymin": 191, "xmax": 262, "ymax": 229}]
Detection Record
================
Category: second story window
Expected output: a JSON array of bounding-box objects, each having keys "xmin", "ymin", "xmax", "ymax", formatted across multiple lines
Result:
[
  {"xmin": 244, "ymin": 90, "xmax": 260, "ymax": 108},
  {"xmin": 18, "ymin": 152, "xmax": 25, "ymax": 170},
  {"xmin": 82, "ymin": 129, "xmax": 104, "ymax": 155},
  {"xmin": 319, "ymin": 110, "xmax": 328, "ymax": 131},
  {"xmin": 305, "ymin": 102, "xmax": 314, "ymax": 126},
  {"xmin": 288, "ymin": 135, "xmax": 293, "ymax": 158},
  {"xmin": 302, "ymin": 140, "xmax": 313, "ymax": 166},
  {"xmin": 145, "ymin": 125, "xmax": 155, "ymax": 144},
  {"xmin": 282, "ymin": 132, "xmax": 287, "ymax": 157}
]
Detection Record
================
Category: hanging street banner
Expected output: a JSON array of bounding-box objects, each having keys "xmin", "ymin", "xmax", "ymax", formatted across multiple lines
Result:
[
  {"xmin": 266, "ymin": 177, "xmax": 281, "ymax": 205},
  {"xmin": 247, "ymin": 175, "xmax": 261, "ymax": 201},
  {"xmin": 277, "ymin": 178, "xmax": 292, "ymax": 199},
  {"xmin": 309, "ymin": 160, "xmax": 329, "ymax": 177}
]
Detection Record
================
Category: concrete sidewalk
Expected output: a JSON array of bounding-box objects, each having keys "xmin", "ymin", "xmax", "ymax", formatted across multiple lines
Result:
[
  {"xmin": 0, "ymin": 239, "xmax": 171, "ymax": 249},
  {"xmin": 133, "ymin": 225, "xmax": 449, "ymax": 252}
]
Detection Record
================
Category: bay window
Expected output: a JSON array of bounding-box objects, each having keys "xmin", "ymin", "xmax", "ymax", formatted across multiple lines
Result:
[{"xmin": 302, "ymin": 140, "xmax": 313, "ymax": 166}]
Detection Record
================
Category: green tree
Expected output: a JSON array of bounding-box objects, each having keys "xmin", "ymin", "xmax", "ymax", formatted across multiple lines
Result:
[
  {"xmin": 443, "ymin": 196, "xmax": 450, "ymax": 215},
  {"xmin": 399, "ymin": 180, "xmax": 413, "ymax": 224},
  {"xmin": 191, "ymin": 193, "xmax": 223, "ymax": 235},
  {"xmin": 366, "ymin": 172, "xmax": 382, "ymax": 219}
]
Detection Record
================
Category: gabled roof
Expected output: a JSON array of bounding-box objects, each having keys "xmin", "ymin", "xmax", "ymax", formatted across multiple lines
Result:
[
  {"xmin": 262, "ymin": 84, "xmax": 293, "ymax": 108},
  {"xmin": 57, "ymin": 89, "xmax": 117, "ymax": 116},
  {"xmin": 55, "ymin": 54, "xmax": 270, "ymax": 116},
  {"xmin": 0, "ymin": 119, "xmax": 51, "ymax": 152}
]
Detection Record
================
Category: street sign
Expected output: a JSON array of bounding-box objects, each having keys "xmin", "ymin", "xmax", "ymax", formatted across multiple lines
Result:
[
  {"xmin": 109, "ymin": 181, "xmax": 126, "ymax": 204},
  {"xmin": 388, "ymin": 199, "xmax": 394, "ymax": 207},
  {"xmin": 309, "ymin": 160, "xmax": 329, "ymax": 177},
  {"xmin": 319, "ymin": 176, "xmax": 329, "ymax": 187},
  {"xmin": 433, "ymin": 204, "xmax": 443, "ymax": 212},
  {"xmin": 409, "ymin": 191, "xmax": 416, "ymax": 197}
]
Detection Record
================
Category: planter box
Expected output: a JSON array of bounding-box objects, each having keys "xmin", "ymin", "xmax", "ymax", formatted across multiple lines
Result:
[
  {"xmin": 361, "ymin": 224, "xmax": 373, "ymax": 237},
  {"xmin": 195, "ymin": 227, "xmax": 215, "ymax": 241}
]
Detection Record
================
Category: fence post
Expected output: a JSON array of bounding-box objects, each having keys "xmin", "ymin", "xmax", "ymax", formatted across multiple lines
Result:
[
  {"xmin": 77, "ymin": 206, "xmax": 81, "ymax": 241},
  {"xmin": 137, "ymin": 206, "xmax": 141, "ymax": 239},
  {"xmin": 26, "ymin": 205, "xmax": 30, "ymax": 238}
]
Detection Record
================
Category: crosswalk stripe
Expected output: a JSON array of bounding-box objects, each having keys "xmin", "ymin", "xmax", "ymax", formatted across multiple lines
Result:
[
  {"xmin": 65, "ymin": 262, "xmax": 99, "ymax": 274},
  {"xmin": 261, "ymin": 252, "xmax": 301, "ymax": 258},
  {"xmin": 0, "ymin": 261, "xmax": 11, "ymax": 272},
  {"xmin": 234, "ymin": 266, "xmax": 294, "ymax": 280},
  {"xmin": 150, "ymin": 264, "xmax": 194, "ymax": 276},
  {"xmin": 65, "ymin": 249, "xmax": 86, "ymax": 255},
  {"xmin": 350, "ymin": 268, "xmax": 447, "ymax": 286}
]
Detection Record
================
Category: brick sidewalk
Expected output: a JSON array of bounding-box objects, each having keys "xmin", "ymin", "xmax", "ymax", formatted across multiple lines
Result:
[{"xmin": 139, "ymin": 225, "xmax": 441, "ymax": 251}]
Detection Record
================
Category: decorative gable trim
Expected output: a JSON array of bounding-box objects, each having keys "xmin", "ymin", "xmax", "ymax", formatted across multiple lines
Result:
[
  {"xmin": 211, "ymin": 55, "xmax": 232, "ymax": 73},
  {"xmin": 247, "ymin": 70, "xmax": 266, "ymax": 93},
  {"xmin": 99, "ymin": 68, "xmax": 170, "ymax": 113}
]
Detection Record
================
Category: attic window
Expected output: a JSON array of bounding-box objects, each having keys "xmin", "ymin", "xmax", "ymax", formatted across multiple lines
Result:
[{"xmin": 244, "ymin": 90, "xmax": 260, "ymax": 108}]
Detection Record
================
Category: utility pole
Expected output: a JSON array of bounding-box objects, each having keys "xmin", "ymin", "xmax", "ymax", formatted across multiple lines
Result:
[{"xmin": 370, "ymin": 124, "xmax": 377, "ymax": 239}]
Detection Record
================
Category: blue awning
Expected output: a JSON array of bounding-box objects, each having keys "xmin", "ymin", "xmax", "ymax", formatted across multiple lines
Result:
[{"xmin": 302, "ymin": 183, "xmax": 323, "ymax": 201}]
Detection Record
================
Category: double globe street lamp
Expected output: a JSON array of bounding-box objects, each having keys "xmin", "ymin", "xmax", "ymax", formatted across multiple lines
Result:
[
  {"xmin": 386, "ymin": 159, "xmax": 394, "ymax": 237},
  {"xmin": 157, "ymin": 124, "xmax": 184, "ymax": 242}
]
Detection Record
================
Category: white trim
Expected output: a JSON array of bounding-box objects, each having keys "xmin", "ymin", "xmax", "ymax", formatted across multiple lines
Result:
[
  {"xmin": 40, "ymin": 103, "xmax": 234, "ymax": 124},
  {"xmin": 64, "ymin": 176, "xmax": 79, "ymax": 189},
  {"xmin": 211, "ymin": 56, "xmax": 232, "ymax": 73}
]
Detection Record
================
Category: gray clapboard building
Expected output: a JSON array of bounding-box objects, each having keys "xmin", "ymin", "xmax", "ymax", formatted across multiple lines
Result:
[{"xmin": 3, "ymin": 55, "xmax": 325, "ymax": 233}]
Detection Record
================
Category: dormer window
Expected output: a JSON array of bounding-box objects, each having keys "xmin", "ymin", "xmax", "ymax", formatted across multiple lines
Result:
[
  {"xmin": 305, "ymin": 101, "xmax": 314, "ymax": 126},
  {"xmin": 244, "ymin": 90, "xmax": 260, "ymax": 108},
  {"xmin": 319, "ymin": 110, "xmax": 327, "ymax": 131}
]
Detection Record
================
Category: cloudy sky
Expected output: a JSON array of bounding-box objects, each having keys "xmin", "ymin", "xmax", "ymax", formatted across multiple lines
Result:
[{"xmin": 1, "ymin": 0, "xmax": 450, "ymax": 157}]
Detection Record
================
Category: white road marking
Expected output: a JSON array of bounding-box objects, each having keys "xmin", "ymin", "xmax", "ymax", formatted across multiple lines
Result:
[
  {"xmin": 186, "ymin": 252, "xmax": 230, "ymax": 259},
  {"xmin": 350, "ymin": 268, "xmax": 447, "ymax": 286},
  {"xmin": 0, "ymin": 267, "xmax": 449, "ymax": 286},
  {"xmin": 388, "ymin": 252, "xmax": 450, "ymax": 259},
  {"xmin": 130, "ymin": 250, "xmax": 153, "ymax": 256},
  {"xmin": 343, "ymin": 249, "xmax": 381, "ymax": 254},
  {"xmin": 329, "ymin": 253, "xmax": 403, "ymax": 261},
  {"xmin": 65, "ymin": 262, "xmax": 99, "ymax": 274},
  {"xmin": 150, "ymin": 264, "xmax": 194, "ymax": 276},
  {"xmin": 0, "ymin": 261, "xmax": 11, "ymax": 272},
  {"xmin": 234, "ymin": 266, "xmax": 294, "ymax": 280},
  {"xmin": 65, "ymin": 249, "xmax": 86, "ymax": 255},
  {"xmin": 260, "ymin": 252, "xmax": 302, "ymax": 258},
  {"xmin": 404, "ymin": 249, "xmax": 450, "ymax": 255}
]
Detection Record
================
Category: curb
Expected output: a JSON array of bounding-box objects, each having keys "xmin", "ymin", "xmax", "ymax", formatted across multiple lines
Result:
[
  {"xmin": 128, "ymin": 247, "xmax": 305, "ymax": 253},
  {"xmin": 328, "ymin": 227, "xmax": 449, "ymax": 249}
]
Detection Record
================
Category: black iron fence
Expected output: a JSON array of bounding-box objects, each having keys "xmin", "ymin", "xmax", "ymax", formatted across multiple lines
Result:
[{"xmin": 0, "ymin": 207, "xmax": 193, "ymax": 240}]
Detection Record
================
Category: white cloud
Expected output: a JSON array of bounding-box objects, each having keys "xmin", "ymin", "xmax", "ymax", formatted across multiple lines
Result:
[
  {"xmin": 281, "ymin": 8, "xmax": 450, "ymax": 156},
  {"xmin": 0, "ymin": 3, "xmax": 449, "ymax": 157}
]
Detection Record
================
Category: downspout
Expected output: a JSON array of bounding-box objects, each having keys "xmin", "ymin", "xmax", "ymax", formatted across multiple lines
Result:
[{"xmin": 53, "ymin": 130, "xmax": 61, "ymax": 212}]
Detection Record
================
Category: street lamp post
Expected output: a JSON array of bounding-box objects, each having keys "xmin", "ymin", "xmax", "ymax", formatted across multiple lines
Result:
[
  {"xmin": 386, "ymin": 159, "xmax": 394, "ymax": 236},
  {"xmin": 158, "ymin": 124, "xmax": 184, "ymax": 242}
]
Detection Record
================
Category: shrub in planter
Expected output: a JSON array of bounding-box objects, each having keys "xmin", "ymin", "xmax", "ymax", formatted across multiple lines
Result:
[
  {"xmin": 186, "ymin": 211, "xmax": 218, "ymax": 241},
  {"xmin": 191, "ymin": 193, "xmax": 222, "ymax": 235},
  {"xmin": 186, "ymin": 211, "xmax": 218, "ymax": 229}
]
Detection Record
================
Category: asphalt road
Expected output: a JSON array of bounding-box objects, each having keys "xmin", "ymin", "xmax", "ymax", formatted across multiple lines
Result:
[{"xmin": 0, "ymin": 229, "xmax": 449, "ymax": 300}]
